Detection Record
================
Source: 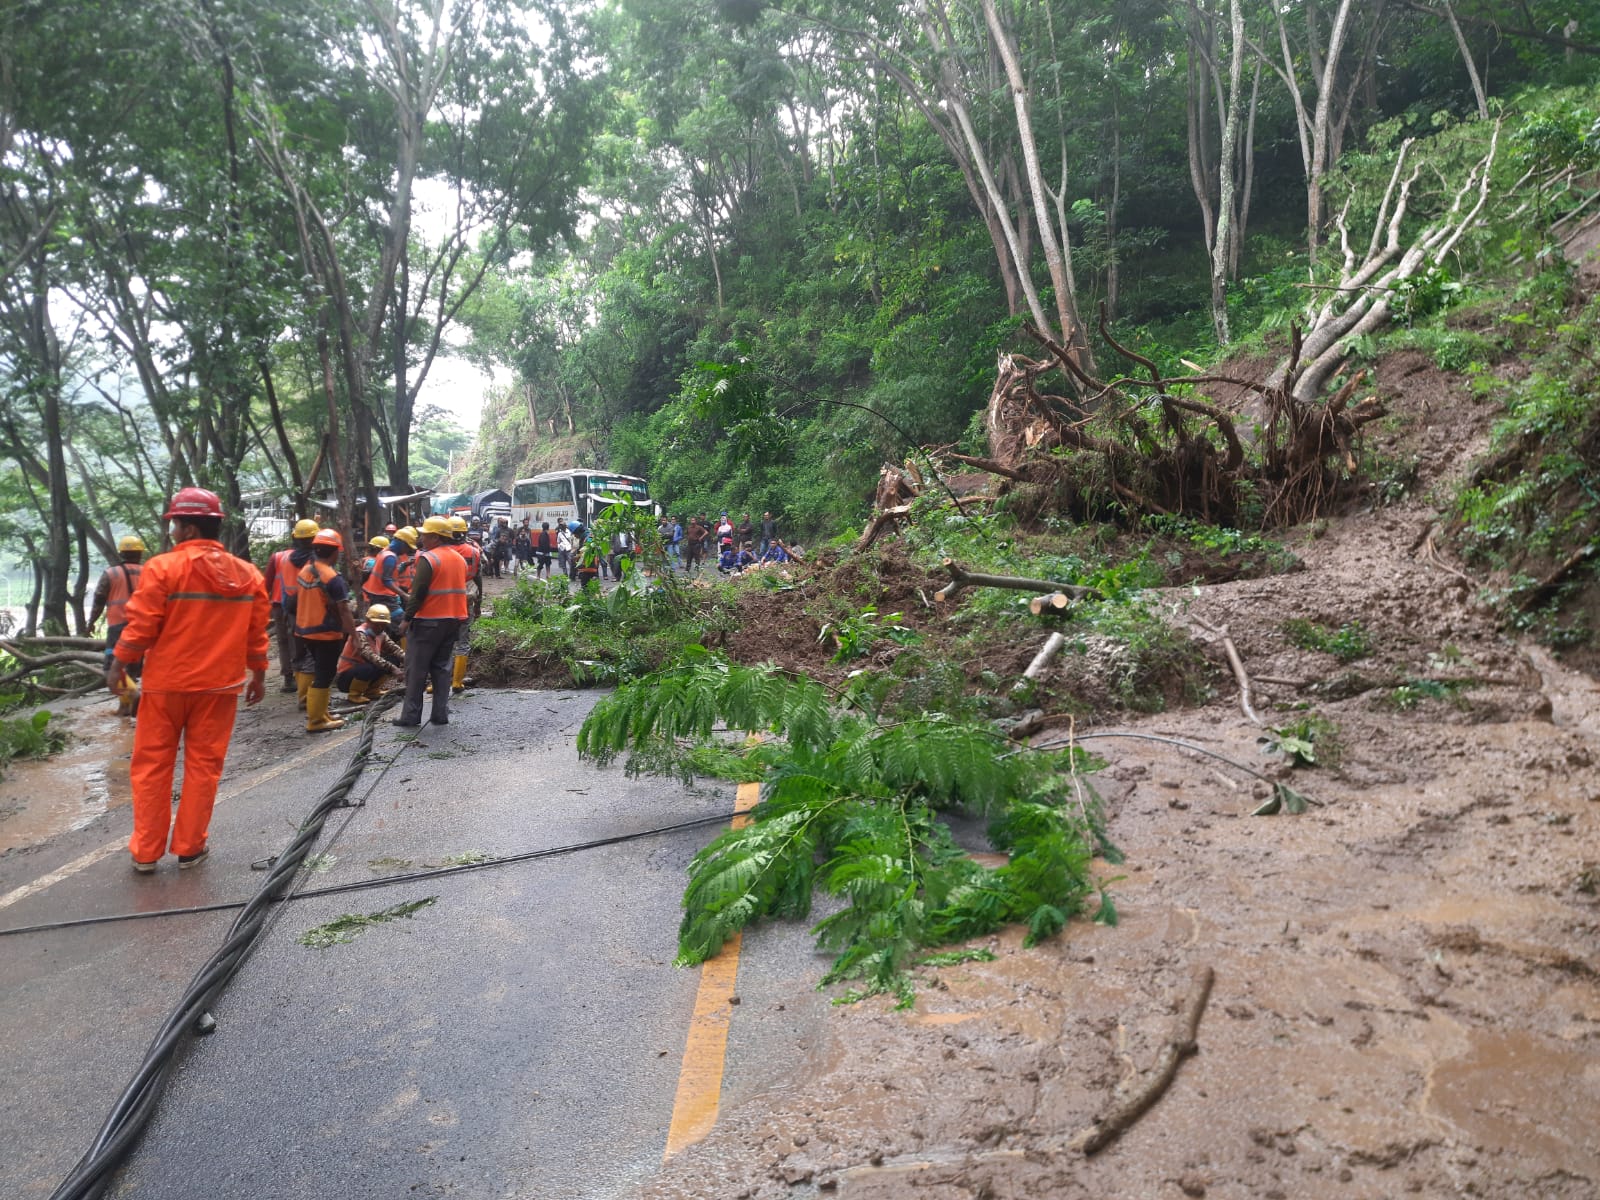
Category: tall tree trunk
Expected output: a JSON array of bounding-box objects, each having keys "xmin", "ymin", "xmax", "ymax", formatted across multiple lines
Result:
[
  {"xmin": 1442, "ymin": 0, "xmax": 1489, "ymax": 119},
  {"xmin": 1211, "ymin": 0, "xmax": 1247, "ymax": 345},
  {"xmin": 983, "ymin": 0, "xmax": 1090, "ymax": 369}
]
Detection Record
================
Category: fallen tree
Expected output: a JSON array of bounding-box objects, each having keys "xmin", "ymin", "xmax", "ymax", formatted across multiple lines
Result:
[{"xmin": 856, "ymin": 124, "xmax": 1501, "ymax": 537}]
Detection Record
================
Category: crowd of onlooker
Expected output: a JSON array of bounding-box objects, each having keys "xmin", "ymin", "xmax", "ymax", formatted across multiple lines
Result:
[
  {"xmin": 660, "ymin": 511, "xmax": 797, "ymax": 575},
  {"xmin": 464, "ymin": 508, "xmax": 799, "ymax": 586}
]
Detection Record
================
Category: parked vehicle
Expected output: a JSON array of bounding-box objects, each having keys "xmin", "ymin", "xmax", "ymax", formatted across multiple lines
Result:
[{"xmin": 510, "ymin": 470, "xmax": 655, "ymax": 531}]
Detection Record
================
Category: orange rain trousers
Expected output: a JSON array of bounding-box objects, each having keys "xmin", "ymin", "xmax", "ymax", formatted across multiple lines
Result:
[{"xmin": 128, "ymin": 689, "xmax": 240, "ymax": 862}]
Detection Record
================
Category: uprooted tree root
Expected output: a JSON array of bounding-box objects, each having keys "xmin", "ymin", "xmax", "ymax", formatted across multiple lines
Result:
[{"xmin": 952, "ymin": 313, "xmax": 1386, "ymax": 530}]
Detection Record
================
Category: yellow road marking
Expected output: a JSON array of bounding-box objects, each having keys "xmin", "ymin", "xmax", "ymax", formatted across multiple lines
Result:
[
  {"xmin": 0, "ymin": 724, "xmax": 360, "ymax": 912},
  {"xmin": 662, "ymin": 778, "xmax": 760, "ymax": 1160}
]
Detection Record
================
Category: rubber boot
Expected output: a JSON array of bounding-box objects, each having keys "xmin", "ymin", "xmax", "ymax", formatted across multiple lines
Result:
[
  {"xmin": 368, "ymin": 674, "xmax": 391, "ymax": 700},
  {"xmin": 452, "ymin": 654, "xmax": 469, "ymax": 694},
  {"xmin": 306, "ymin": 687, "xmax": 346, "ymax": 733},
  {"xmin": 346, "ymin": 678, "xmax": 371, "ymax": 706},
  {"xmin": 295, "ymin": 671, "xmax": 312, "ymax": 710}
]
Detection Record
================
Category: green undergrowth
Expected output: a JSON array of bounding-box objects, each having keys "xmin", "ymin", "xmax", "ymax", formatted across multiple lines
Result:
[
  {"xmin": 475, "ymin": 573, "xmax": 737, "ymax": 686},
  {"xmin": 899, "ymin": 512, "xmax": 1217, "ymax": 713},
  {"xmin": 576, "ymin": 647, "xmax": 1119, "ymax": 1007},
  {"xmin": 1447, "ymin": 270, "xmax": 1600, "ymax": 650},
  {"xmin": 0, "ymin": 710, "xmax": 67, "ymax": 779}
]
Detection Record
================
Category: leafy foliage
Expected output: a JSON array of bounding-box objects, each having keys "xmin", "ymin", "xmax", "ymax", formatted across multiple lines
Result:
[
  {"xmin": 578, "ymin": 647, "xmax": 1111, "ymax": 1004},
  {"xmin": 1283, "ymin": 619, "xmax": 1373, "ymax": 663},
  {"xmin": 0, "ymin": 710, "xmax": 66, "ymax": 778}
]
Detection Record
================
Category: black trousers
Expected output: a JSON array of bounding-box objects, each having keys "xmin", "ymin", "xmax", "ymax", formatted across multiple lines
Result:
[
  {"xmin": 400, "ymin": 618, "xmax": 460, "ymax": 724},
  {"xmin": 305, "ymin": 638, "xmax": 342, "ymax": 688}
]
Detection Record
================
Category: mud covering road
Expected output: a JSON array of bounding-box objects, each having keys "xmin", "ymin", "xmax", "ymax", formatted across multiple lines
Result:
[{"xmin": 632, "ymin": 376, "xmax": 1600, "ymax": 1197}]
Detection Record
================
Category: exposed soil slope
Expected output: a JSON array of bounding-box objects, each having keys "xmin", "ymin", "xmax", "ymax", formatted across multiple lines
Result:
[{"xmin": 634, "ymin": 355, "xmax": 1600, "ymax": 1198}]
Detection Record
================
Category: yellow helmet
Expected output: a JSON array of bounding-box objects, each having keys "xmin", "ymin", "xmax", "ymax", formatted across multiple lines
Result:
[
  {"xmin": 392, "ymin": 525, "xmax": 418, "ymax": 547},
  {"xmin": 447, "ymin": 515, "xmax": 469, "ymax": 533},
  {"xmin": 365, "ymin": 604, "xmax": 392, "ymax": 623},
  {"xmin": 117, "ymin": 535, "xmax": 146, "ymax": 554},
  {"xmin": 368, "ymin": 535, "xmax": 389, "ymax": 550},
  {"xmin": 291, "ymin": 518, "xmax": 320, "ymax": 539},
  {"xmin": 421, "ymin": 515, "xmax": 453, "ymax": 535}
]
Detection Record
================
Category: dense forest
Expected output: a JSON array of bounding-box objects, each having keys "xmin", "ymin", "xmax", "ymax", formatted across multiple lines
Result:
[{"xmin": 3, "ymin": 0, "xmax": 1599, "ymax": 635}]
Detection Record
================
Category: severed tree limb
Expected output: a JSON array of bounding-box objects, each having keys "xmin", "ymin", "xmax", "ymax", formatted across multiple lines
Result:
[
  {"xmin": 3, "ymin": 635, "xmax": 107, "ymax": 652},
  {"xmin": 1070, "ymin": 966, "xmax": 1216, "ymax": 1155},
  {"xmin": 1029, "ymin": 592, "xmax": 1072, "ymax": 616},
  {"xmin": 935, "ymin": 559, "xmax": 1098, "ymax": 604},
  {"xmin": 855, "ymin": 504, "xmax": 914, "ymax": 553},
  {"xmin": 946, "ymin": 452, "xmax": 1032, "ymax": 482},
  {"xmin": 1191, "ymin": 616, "xmax": 1262, "ymax": 725},
  {"xmin": 1019, "ymin": 632, "xmax": 1067, "ymax": 684}
]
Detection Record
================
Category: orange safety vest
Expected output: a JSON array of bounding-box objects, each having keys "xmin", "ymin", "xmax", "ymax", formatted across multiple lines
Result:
[
  {"xmin": 104, "ymin": 562, "xmax": 143, "ymax": 627},
  {"xmin": 267, "ymin": 547, "xmax": 297, "ymax": 605},
  {"xmin": 414, "ymin": 548, "xmax": 468, "ymax": 620},
  {"xmin": 452, "ymin": 539, "xmax": 482, "ymax": 580},
  {"xmin": 395, "ymin": 550, "xmax": 417, "ymax": 591},
  {"xmin": 293, "ymin": 561, "xmax": 346, "ymax": 641},
  {"xmin": 363, "ymin": 548, "xmax": 399, "ymax": 597},
  {"xmin": 338, "ymin": 623, "xmax": 391, "ymax": 675}
]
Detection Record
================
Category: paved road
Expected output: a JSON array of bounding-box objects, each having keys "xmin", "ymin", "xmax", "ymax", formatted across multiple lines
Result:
[{"xmin": 0, "ymin": 688, "xmax": 828, "ymax": 1199}]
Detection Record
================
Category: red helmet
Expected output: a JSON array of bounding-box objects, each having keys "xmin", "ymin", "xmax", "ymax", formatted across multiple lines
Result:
[
  {"xmin": 312, "ymin": 528, "xmax": 343, "ymax": 550},
  {"xmin": 164, "ymin": 487, "xmax": 224, "ymax": 520}
]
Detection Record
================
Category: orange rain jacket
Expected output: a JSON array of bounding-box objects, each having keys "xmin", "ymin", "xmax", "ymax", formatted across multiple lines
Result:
[{"xmin": 113, "ymin": 539, "xmax": 270, "ymax": 692}]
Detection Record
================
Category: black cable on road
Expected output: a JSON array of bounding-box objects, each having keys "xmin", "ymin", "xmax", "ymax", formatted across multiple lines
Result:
[
  {"xmin": 47, "ymin": 694, "xmax": 402, "ymax": 1200},
  {"xmin": 0, "ymin": 811, "xmax": 734, "ymax": 939}
]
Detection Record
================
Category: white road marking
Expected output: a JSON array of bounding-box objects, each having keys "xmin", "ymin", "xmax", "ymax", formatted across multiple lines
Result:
[{"xmin": 0, "ymin": 727, "xmax": 359, "ymax": 912}]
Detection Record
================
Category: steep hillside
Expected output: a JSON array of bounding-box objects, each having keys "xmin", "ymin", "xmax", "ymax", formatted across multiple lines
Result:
[{"xmin": 451, "ymin": 383, "xmax": 609, "ymax": 492}]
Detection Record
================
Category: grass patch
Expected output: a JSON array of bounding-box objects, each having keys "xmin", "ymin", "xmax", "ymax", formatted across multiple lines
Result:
[{"xmin": 1283, "ymin": 618, "xmax": 1373, "ymax": 663}]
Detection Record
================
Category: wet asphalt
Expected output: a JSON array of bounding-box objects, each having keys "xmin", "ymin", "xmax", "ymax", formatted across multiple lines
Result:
[{"xmin": 0, "ymin": 687, "xmax": 830, "ymax": 1199}]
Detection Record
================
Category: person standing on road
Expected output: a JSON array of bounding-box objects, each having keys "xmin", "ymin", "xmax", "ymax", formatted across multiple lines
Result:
[
  {"xmin": 294, "ymin": 528, "xmax": 358, "ymax": 734},
  {"xmin": 265, "ymin": 519, "xmax": 319, "ymax": 694},
  {"xmin": 555, "ymin": 522, "xmax": 574, "ymax": 579},
  {"xmin": 88, "ymin": 534, "xmax": 146, "ymax": 664},
  {"xmin": 684, "ymin": 517, "xmax": 707, "ymax": 574},
  {"xmin": 362, "ymin": 534, "xmax": 402, "ymax": 611},
  {"xmin": 394, "ymin": 516, "xmax": 468, "ymax": 727},
  {"xmin": 106, "ymin": 487, "xmax": 269, "ymax": 873}
]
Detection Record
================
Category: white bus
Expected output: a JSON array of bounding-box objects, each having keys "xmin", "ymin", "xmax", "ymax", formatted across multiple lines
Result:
[{"xmin": 510, "ymin": 470, "xmax": 655, "ymax": 531}]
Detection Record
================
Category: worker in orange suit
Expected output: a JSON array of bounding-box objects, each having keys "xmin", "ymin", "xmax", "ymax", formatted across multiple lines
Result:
[{"xmin": 106, "ymin": 487, "xmax": 269, "ymax": 873}]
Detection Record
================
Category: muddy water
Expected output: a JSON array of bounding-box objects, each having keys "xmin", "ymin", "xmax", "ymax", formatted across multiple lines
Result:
[{"xmin": 0, "ymin": 703, "xmax": 132, "ymax": 856}]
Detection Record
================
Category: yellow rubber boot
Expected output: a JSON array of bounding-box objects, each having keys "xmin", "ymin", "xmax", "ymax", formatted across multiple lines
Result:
[
  {"xmin": 295, "ymin": 671, "xmax": 312, "ymax": 710},
  {"xmin": 306, "ymin": 687, "xmax": 346, "ymax": 733},
  {"xmin": 346, "ymin": 678, "xmax": 371, "ymax": 706},
  {"xmin": 452, "ymin": 655, "xmax": 468, "ymax": 693}
]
